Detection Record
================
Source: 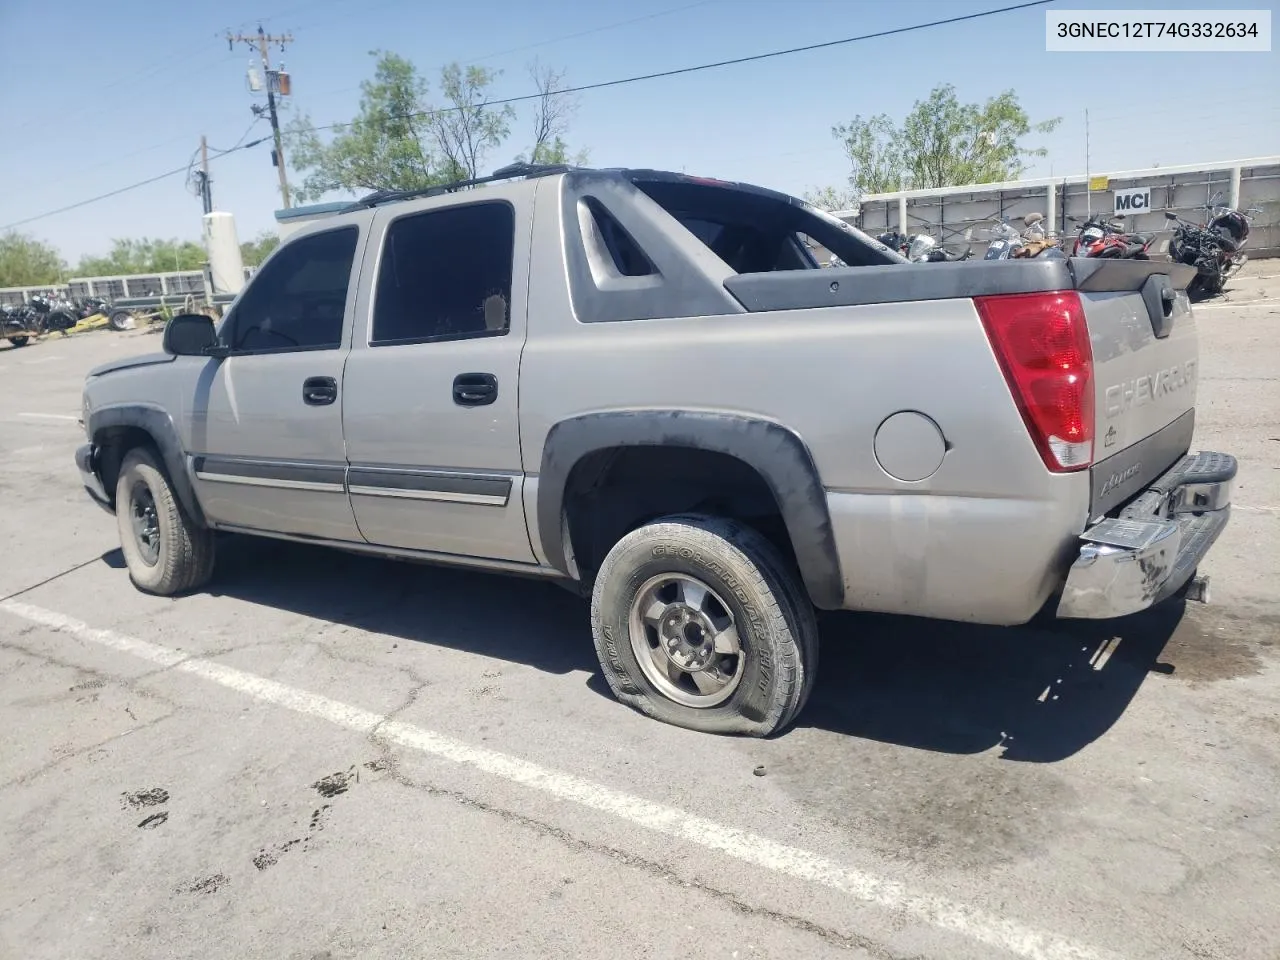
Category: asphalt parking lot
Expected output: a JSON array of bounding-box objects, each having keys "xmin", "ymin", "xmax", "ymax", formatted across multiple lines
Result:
[{"xmin": 1, "ymin": 296, "xmax": 1278, "ymax": 960}]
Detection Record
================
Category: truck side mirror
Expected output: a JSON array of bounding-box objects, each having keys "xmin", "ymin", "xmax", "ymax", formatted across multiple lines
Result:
[{"xmin": 163, "ymin": 313, "xmax": 218, "ymax": 356}]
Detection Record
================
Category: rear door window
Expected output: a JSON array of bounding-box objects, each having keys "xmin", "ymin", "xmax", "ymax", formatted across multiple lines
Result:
[{"xmin": 372, "ymin": 202, "xmax": 515, "ymax": 346}]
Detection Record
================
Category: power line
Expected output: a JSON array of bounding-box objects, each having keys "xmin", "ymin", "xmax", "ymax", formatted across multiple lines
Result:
[
  {"xmin": 297, "ymin": 0, "xmax": 716, "ymax": 103},
  {"xmin": 208, "ymin": 117, "xmax": 267, "ymax": 154},
  {"xmin": 0, "ymin": 139, "xmax": 269, "ymax": 232},
  {"xmin": 311, "ymin": 0, "xmax": 1057, "ymax": 133},
  {"xmin": 6, "ymin": 0, "xmax": 1054, "ymax": 229},
  {"xmin": 11, "ymin": 49, "xmax": 239, "ymax": 134}
]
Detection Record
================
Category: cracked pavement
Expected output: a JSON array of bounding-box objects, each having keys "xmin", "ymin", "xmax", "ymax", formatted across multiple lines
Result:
[{"xmin": 1, "ymin": 303, "xmax": 1279, "ymax": 960}]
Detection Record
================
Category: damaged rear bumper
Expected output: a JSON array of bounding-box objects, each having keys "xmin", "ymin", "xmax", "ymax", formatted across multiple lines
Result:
[{"xmin": 1056, "ymin": 451, "xmax": 1235, "ymax": 620}]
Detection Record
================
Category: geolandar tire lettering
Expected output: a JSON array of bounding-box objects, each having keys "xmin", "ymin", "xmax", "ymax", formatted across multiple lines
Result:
[
  {"xmin": 115, "ymin": 447, "xmax": 216, "ymax": 597},
  {"xmin": 589, "ymin": 513, "xmax": 819, "ymax": 737}
]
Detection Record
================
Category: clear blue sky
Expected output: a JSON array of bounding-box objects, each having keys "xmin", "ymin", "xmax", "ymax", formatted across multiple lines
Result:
[{"xmin": 1, "ymin": 0, "xmax": 1276, "ymax": 264}]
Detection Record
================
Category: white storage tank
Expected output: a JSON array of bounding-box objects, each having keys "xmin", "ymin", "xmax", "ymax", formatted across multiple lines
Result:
[{"xmin": 202, "ymin": 212, "xmax": 246, "ymax": 295}]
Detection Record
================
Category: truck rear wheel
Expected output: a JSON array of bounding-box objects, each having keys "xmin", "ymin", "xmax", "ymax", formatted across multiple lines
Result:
[
  {"xmin": 115, "ymin": 447, "xmax": 215, "ymax": 596},
  {"xmin": 590, "ymin": 513, "xmax": 818, "ymax": 737}
]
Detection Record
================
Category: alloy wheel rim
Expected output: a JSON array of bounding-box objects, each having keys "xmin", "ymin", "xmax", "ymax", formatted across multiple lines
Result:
[{"xmin": 628, "ymin": 573, "xmax": 744, "ymax": 708}]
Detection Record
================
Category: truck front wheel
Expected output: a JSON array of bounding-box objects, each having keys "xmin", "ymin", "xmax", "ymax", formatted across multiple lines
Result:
[
  {"xmin": 115, "ymin": 447, "xmax": 215, "ymax": 596},
  {"xmin": 590, "ymin": 514, "xmax": 818, "ymax": 737}
]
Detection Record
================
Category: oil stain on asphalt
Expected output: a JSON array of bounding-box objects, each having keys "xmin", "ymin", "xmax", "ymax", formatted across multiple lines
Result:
[
  {"xmin": 310, "ymin": 766, "xmax": 356, "ymax": 798},
  {"xmin": 121, "ymin": 787, "xmax": 169, "ymax": 809}
]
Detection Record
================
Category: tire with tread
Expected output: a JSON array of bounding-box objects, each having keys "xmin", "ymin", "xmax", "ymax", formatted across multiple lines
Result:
[
  {"xmin": 9, "ymin": 336, "xmax": 29, "ymax": 347},
  {"xmin": 115, "ymin": 446, "xmax": 215, "ymax": 595},
  {"xmin": 590, "ymin": 513, "xmax": 819, "ymax": 737}
]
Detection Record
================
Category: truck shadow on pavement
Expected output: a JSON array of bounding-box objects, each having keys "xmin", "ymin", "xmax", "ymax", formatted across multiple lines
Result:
[
  {"xmin": 203, "ymin": 537, "xmax": 597, "ymax": 677},
  {"xmin": 804, "ymin": 605, "xmax": 1188, "ymax": 763},
  {"xmin": 195, "ymin": 536, "xmax": 1193, "ymax": 763}
]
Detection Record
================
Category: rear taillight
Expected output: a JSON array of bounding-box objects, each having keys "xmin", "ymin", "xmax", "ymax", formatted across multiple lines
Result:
[{"xmin": 974, "ymin": 291, "xmax": 1094, "ymax": 472}]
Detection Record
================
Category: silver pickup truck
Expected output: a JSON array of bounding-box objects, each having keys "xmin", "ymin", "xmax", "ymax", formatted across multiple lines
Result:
[{"xmin": 75, "ymin": 164, "xmax": 1235, "ymax": 737}]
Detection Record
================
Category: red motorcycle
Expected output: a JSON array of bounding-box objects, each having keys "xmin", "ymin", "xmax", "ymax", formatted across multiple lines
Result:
[{"xmin": 1070, "ymin": 215, "xmax": 1154, "ymax": 259}]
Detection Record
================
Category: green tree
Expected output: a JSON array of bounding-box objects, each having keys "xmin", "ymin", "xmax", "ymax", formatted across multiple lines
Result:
[
  {"xmin": 516, "ymin": 60, "xmax": 588, "ymax": 167},
  {"xmin": 240, "ymin": 230, "xmax": 280, "ymax": 266},
  {"xmin": 76, "ymin": 238, "xmax": 205, "ymax": 276},
  {"xmin": 803, "ymin": 186, "xmax": 859, "ymax": 213},
  {"xmin": 286, "ymin": 51, "xmax": 441, "ymax": 203},
  {"xmin": 831, "ymin": 113, "xmax": 904, "ymax": 195},
  {"xmin": 431, "ymin": 63, "xmax": 516, "ymax": 181},
  {"xmin": 0, "ymin": 232, "xmax": 66, "ymax": 287},
  {"xmin": 826, "ymin": 84, "xmax": 1060, "ymax": 197},
  {"xmin": 286, "ymin": 52, "xmax": 535, "ymax": 203}
]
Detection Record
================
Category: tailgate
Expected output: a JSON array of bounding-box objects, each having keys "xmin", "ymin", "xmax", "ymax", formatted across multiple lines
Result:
[{"xmin": 1073, "ymin": 258, "xmax": 1201, "ymax": 518}]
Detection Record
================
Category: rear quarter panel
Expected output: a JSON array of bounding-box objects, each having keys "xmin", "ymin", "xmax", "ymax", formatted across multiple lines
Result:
[{"xmin": 521, "ymin": 182, "xmax": 1091, "ymax": 623}]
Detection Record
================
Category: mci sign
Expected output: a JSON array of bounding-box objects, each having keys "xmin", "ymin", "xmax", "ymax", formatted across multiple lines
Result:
[{"xmin": 1113, "ymin": 187, "xmax": 1154, "ymax": 216}]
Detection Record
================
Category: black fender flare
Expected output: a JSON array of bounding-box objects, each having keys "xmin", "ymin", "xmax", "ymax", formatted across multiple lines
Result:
[
  {"xmin": 536, "ymin": 410, "xmax": 844, "ymax": 609},
  {"xmin": 88, "ymin": 403, "xmax": 207, "ymax": 527}
]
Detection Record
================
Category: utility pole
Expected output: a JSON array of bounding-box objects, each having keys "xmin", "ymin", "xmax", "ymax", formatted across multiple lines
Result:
[
  {"xmin": 227, "ymin": 25, "xmax": 293, "ymax": 209},
  {"xmin": 196, "ymin": 135, "xmax": 213, "ymax": 214}
]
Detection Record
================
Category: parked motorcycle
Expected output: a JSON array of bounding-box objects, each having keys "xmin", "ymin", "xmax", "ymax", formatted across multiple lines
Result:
[
  {"xmin": 876, "ymin": 230, "xmax": 912, "ymax": 257},
  {"xmin": 25, "ymin": 294, "xmax": 79, "ymax": 334},
  {"xmin": 906, "ymin": 233, "xmax": 973, "ymax": 262},
  {"xmin": 75, "ymin": 296, "xmax": 112, "ymax": 320},
  {"xmin": 978, "ymin": 218, "xmax": 1027, "ymax": 260},
  {"xmin": 1069, "ymin": 215, "xmax": 1154, "ymax": 260},
  {"xmin": 1166, "ymin": 193, "xmax": 1261, "ymax": 299}
]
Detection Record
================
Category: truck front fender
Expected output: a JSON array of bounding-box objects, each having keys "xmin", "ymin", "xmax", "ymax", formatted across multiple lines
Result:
[
  {"xmin": 536, "ymin": 410, "xmax": 844, "ymax": 609},
  {"xmin": 88, "ymin": 403, "xmax": 207, "ymax": 527}
]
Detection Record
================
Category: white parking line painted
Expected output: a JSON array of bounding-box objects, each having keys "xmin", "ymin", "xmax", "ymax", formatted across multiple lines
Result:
[
  {"xmin": 18, "ymin": 412, "xmax": 79, "ymax": 421},
  {"xmin": 0, "ymin": 598, "xmax": 1120, "ymax": 960},
  {"xmin": 1193, "ymin": 300, "xmax": 1279, "ymax": 311}
]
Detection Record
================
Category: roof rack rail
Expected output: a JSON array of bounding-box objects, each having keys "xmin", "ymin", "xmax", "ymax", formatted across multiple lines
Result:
[{"xmin": 339, "ymin": 162, "xmax": 574, "ymax": 213}]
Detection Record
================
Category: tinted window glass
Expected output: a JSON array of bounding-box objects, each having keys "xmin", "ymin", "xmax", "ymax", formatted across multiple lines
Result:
[
  {"xmin": 633, "ymin": 178, "xmax": 898, "ymax": 270},
  {"xmin": 581, "ymin": 197, "xmax": 653, "ymax": 277},
  {"xmin": 229, "ymin": 227, "xmax": 358, "ymax": 352},
  {"xmin": 373, "ymin": 202, "xmax": 515, "ymax": 345}
]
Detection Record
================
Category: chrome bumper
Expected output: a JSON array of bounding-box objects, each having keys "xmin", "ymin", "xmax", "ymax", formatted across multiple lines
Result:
[
  {"xmin": 1057, "ymin": 451, "xmax": 1236, "ymax": 620},
  {"xmin": 75, "ymin": 443, "xmax": 113, "ymax": 513}
]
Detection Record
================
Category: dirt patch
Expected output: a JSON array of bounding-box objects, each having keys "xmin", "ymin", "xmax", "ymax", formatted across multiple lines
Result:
[
  {"xmin": 253, "ymin": 838, "xmax": 300, "ymax": 872},
  {"xmin": 122, "ymin": 788, "xmax": 169, "ymax": 809},
  {"xmin": 70, "ymin": 679, "xmax": 105, "ymax": 692},
  {"xmin": 311, "ymin": 767, "xmax": 355, "ymax": 798},
  {"xmin": 177, "ymin": 874, "xmax": 228, "ymax": 895},
  {"xmin": 309, "ymin": 805, "xmax": 331, "ymax": 832}
]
